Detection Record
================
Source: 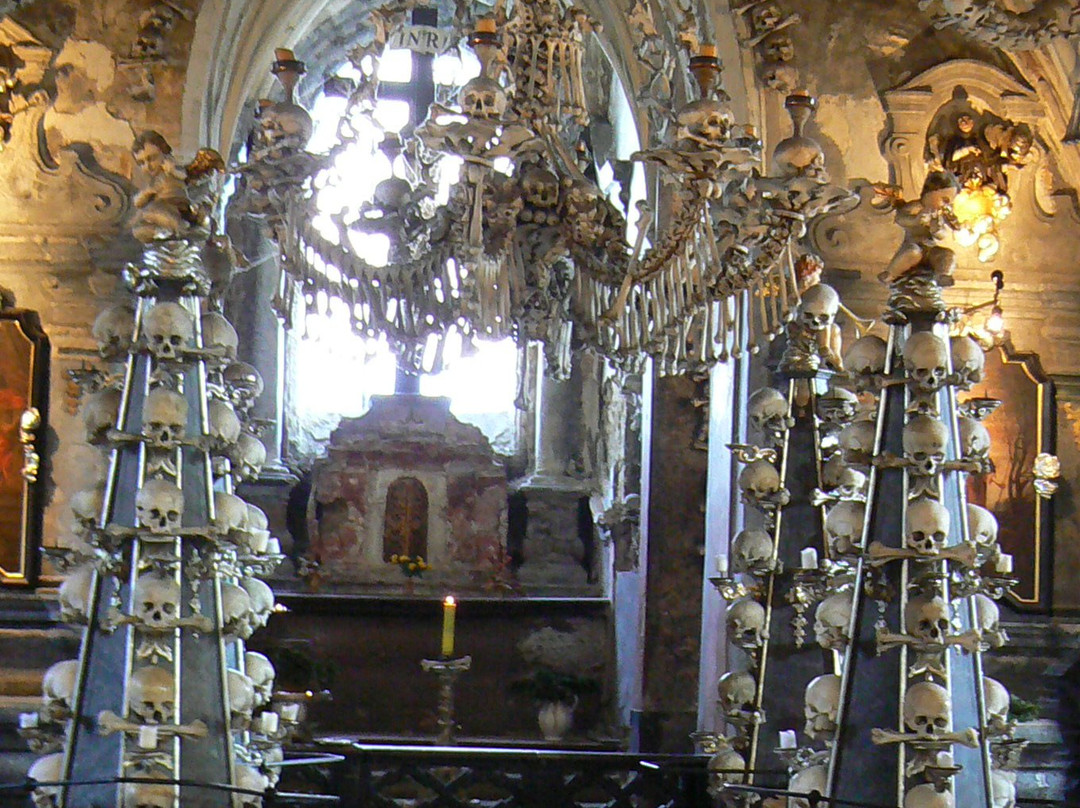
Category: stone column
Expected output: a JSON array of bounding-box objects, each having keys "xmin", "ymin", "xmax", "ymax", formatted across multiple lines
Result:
[{"xmin": 637, "ymin": 371, "xmax": 709, "ymax": 752}]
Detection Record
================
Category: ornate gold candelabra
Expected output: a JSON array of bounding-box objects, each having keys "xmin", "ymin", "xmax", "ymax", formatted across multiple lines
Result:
[{"xmin": 420, "ymin": 655, "xmax": 472, "ymax": 745}]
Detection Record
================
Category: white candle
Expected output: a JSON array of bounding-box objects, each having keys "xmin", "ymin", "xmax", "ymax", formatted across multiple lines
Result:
[
  {"xmin": 18, "ymin": 712, "xmax": 38, "ymax": 729},
  {"xmin": 779, "ymin": 730, "xmax": 797, "ymax": 749},
  {"xmin": 260, "ymin": 711, "xmax": 280, "ymax": 735},
  {"xmin": 936, "ymin": 751, "xmax": 954, "ymax": 767},
  {"xmin": 800, "ymin": 547, "xmax": 818, "ymax": 569},
  {"xmin": 266, "ymin": 538, "xmax": 281, "ymax": 556},
  {"xmin": 280, "ymin": 703, "xmax": 300, "ymax": 722},
  {"xmin": 138, "ymin": 725, "xmax": 158, "ymax": 749},
  {"xmin": 249, "ymin": 529, "xmax": 270, "ymax": 553},
  {"xmin": 995, "ymin": 554, "xmax": 1013, "ymax": 574},
  {"xmin": 716, "ymin": 553, "xmax": 729, "ymax": 576}
]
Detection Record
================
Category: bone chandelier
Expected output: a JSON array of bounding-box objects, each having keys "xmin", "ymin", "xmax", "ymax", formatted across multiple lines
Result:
[{"xmin": 241, "ymin": 0, "xmax": 856, "ymax": 378}]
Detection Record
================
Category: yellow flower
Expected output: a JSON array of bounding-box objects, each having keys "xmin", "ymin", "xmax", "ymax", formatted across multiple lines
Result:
[
  {"xmin": 390, "ymin": 554, "xmax": 400, "ymax": 563},
  {"xmin": 409, "ymin": 563, "xmax": 418, "ymax": 571}
]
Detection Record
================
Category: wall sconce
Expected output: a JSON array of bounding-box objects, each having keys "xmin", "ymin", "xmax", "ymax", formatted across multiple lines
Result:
[{"xmin": 955, "ymin": 270, "xmax": 1005, "ymax": 347}]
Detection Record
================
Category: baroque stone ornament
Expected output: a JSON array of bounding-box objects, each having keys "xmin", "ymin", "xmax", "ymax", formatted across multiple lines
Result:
[{"xmin": 28, "ymin": 131, "xmax": 284, "ymax": 808}]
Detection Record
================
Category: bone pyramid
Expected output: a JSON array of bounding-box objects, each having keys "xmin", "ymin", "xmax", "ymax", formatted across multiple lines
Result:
[{"xmin": 25, "ymin": 132, "xmax": 285, "ymax": 808}]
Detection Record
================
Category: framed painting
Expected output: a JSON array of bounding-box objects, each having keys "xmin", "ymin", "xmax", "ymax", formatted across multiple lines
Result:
[
  {"xmin": 0, "ymin": 306, "xmax": 48, "ymax": 586},
  {"xmin": 961, "ymin": 340, "xmax": 1053, "ymax": 612}
]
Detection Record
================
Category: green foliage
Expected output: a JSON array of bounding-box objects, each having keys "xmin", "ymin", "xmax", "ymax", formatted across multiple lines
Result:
[
  {"xmin": 511, "ymin": 667, "xmax": 600, "ymax": 704},
  {"xmin": 1009, "ymin": 696, "xmax": 1040, "ymax": 723}
]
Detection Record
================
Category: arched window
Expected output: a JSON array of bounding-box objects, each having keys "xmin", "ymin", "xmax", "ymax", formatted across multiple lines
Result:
[{"xmin": 284, "ymin": 40, "xmax": 522, "ymax": 461}]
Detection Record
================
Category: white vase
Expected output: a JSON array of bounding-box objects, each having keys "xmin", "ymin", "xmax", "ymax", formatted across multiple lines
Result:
[{"xmin": 537, "ymin": 700, "xmax": 575, "ymax": 740}]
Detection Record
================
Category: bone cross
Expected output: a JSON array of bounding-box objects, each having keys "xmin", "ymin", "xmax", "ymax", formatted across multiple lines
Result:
[
  {"xmin": 97, "ymin": 710, "xmax": 208, "ymax": 739},
  {"xmin": 810, "ymin": 487, "xmax": 867, "ymax": 507},
  {"xmin": 875, "ymin": 625, "xmax": 984, "ymax": 655},
  {"xmin": 870, "ymin": 726, "xmax": 979, "ymax": 748},
  {"xmin": 866, "ymin": 541, "xmax": 977, "ymax": 568}
]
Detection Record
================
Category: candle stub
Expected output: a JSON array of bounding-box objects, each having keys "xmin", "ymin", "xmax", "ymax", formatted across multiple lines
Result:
[
  {"xmin": 260, "ymin": 711, "xmax": 280, "ymax": 735},
  {"xmin": 18, "ymin": 712, "xmax": 38, "ymax": 729},
  {"xmin": 778, "ymin": 730, "xmax": 797, "ymax": 749},
  {"xmin": 280, "ymin": 703, "xmax": 300, "ymax": 722},
  {"xmin": 995, "ymin": 554, "xmax": 1013, "ymax": 574},
  {"xmin": 138, "ymin": 725, "xmax": 159, "ymax": 749},
  {"xmin": 800, "ymin": 547, "xmax": 818, "ymax": 569},
  {"xmin": 716, "ymin": 553, "xmax": 729, "ymax": 576}
]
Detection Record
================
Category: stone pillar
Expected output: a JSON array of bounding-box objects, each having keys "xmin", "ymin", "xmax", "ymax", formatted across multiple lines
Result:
[{"xmin": 637, "ymin": 371, "xmax": 709, "ymax": 752}]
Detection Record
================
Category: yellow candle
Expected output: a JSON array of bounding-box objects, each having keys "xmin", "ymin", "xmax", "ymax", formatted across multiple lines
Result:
[{"xmin": 441, "ymin": 595, "xmax": 456, "ymax": 657}]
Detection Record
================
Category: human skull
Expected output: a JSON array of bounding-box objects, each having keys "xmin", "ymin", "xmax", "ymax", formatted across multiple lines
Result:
[
  {"xmin": 950, "ymin": 336, "xmax": 985, "ymax": 389},
  {"xmin": 904, "ymin": 784, "xmax": 955, "ymax": 808},
  {"xmin": 135, "ymin": 479, "xmax": 184, "ymax": 534},
  {"xmin": 825, "ymin": 501, "xmax": 865, "ymax": 555},
  {"xmin": 903, "ymin": 332, "xmax": 950, "ymax": 392},
  {"xmin": 521, "ymin": 166, "xmax": 560, "ymax": 211},
  {"xmin": 675, "ymin": 99, "xmax": 732, "ymax": 150},
  {"xmin": 747, "ymin": 387, "xmax": 789, "ymax": 435},
  {"xmin": 201, "ymin": 312, "xmax": 239, "ymax": 360},
  {"xmin": 707, "ymin": 746, "xmax": 747, "ymax": 786},
  {"xmin": 122, "ymin": 779, "xmax": 175, "ymax": 808},
  {"xmin": 227, "ymin": 668, "xmax": 256, "ymax": 729},
  {"xmin": 28, "ymin": 753, "xmax": 65, "ymax": 808},
  {"xmin": 42, "ymin": 659, "xmax": 80, "ymax": 720},
  {"xmin": 142, "ymin": 302, "xmax": 194, "ymax": 360},
  {"xmin": 906, "ymin": 498, "xmax": 950, "ymax": 554},
  {"xmin": 983, "ymin": 676, "xmax": 1010, "ymax": 732},
  {"xmin": 905, "ymin": 595, "xmax": 951, "ymax": 644},
  {"xmin": 128, "ymin": 664, "xmax": 175, "ymax": 724},
  {"xmin": 788, "ymin": 765, "xmax": 827, "ymax": 808},
  {"xmin": 221, "ymin": 582, "xmax": 254, "ymax": 639},
  {"xmin": 233, "ymin": 764, "xmax": 269, "ymax": 808},
  {"xmin": 233, "ymin": 433, "xmax": 267, "ymax": 481},
  {"xmin": 132, "ymin": 574, "xmax": 180, "ymax": 630},
  {"xmin": 731, "ymin": 529, "xmax": 774, "ymax": 572},
  {"xmin": 238, "ymin": 503, "xmax": 271, "ymax": 553},
  {"xmin": 459, "ymin": 76, "xmax": 507, "ymax": 119},
  {"xmin": 974, "ymin": 593, "xmax": 1004, "ymax": 646},
  {"xmin": 797, "ymin": 284, "xmax": 840, "ymax": 332},
  {"xmin": 242, "ymin": 577, "xmax": 275, "ymax": 632},
  {"xmin": 726, "ymin": 598, "xmax": 768, "ymax": 647},
  {"xmin": 903, "ymin": 415, "xmax": 949, "ymax": 476},
  {"xmin": 844, "ymin": 335, "xmax": 887, "ymax": 379},
  {"xmin": 717, "ymin": 671, "xmax": 757, "ymax": 716},
  {"xmin": 804, "ymin": 674, "xmax": 841, "ymax": 740},
  {"xmin": 213, "ymin": 491, "xmax": 249, "ymax": 539},
  {"xmin": 82, "ymin": 387, "xmax": 122, "ymax": 444},
  {"xmin": 816, "ymin": 385, "xmax": 860, "ymax": 426},
  {"xmin": 738, "ymin": 459, "xmax": 783, "ymax": 502},
  {"xmin": 245, "ymin": 651, "xmax": 276, "ymax": 706},
  {"xmin": 958, "ymin": 416, "xmax": 991, "ymax": 462},
  {"xmin": 259, "ymin": 101, "xmax": 314, "ymax": 151},
  {"xmin": 839, "ymin": 420, "xmax": 876, "ymax": 464},
  {"xmin": 224, "ymin": 362, "xmax": 264, "ymax": 412},
  {"xmin": 990, "ymin": 770, "xmax": 1016, "ymax": 808},
  {"xmin": 142, "ymin": 388, "xmax": 188, "ymax": 445},
  {"xmin": 814, "ymin": 592, "xmax": 853, "ymax": 650},
  {"xmin": 92, "ymin": 303, "xmax": 136, "ymax": 358},
  {"xmin": 904, "ymin": 680, "xmax": 950, "ymax": 738},
  {"xmin": 967, "ymin": 503, "xmax": 998, "ymax": 548},
  {"xmin": 70, "ymin": 485, "xmax": 105, "ymax": 535},
  {"xmin": 208, "ymin": 399, "xmax": 242, "ymax": 447},
  {"xmin": 821, "ymin": 456, "xmax": 866, "ymax": 499},
  {"xmin": 58, "ymin": 565, "xmax": 95, "ymax": 624},
  {"xmin": 751, "ymin": 3, "xmax": 782, "ymax": 32}
]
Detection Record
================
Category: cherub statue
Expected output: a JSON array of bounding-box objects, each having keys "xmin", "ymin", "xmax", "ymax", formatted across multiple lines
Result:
[
  {"xmin": 878, "ymin": 171, "xmax": 959, "ymax": 284},
  {"xmin": 130, "ymin": 131, "xmax": 190, "ymax": 243},
  {"xmin": 982, "ymin": 121, "xmax": 1033, "ymax": 194}
]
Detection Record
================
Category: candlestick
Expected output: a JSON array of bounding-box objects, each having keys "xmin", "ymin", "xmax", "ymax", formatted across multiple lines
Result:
[
  {"xmin": 800, "ymin": 547, "xmax": 818, "ymax": 569},
  {"xmin": 138, "ymin": 725, "xmax": 158, "ymax": 749},
  {"xmin": 716, "ymin": 553, "xmax": 729, "ymax": 577},
  {"xmin": 779, "ymin": 729, "xmax": 797, "ymax": 749},
  {"xmin": 441, "ymin": 595, "xmax": 457, "ymax": 657},
  {"xmin": 421, "ymin": 655, "xmax": 472, "ymax": 744}
]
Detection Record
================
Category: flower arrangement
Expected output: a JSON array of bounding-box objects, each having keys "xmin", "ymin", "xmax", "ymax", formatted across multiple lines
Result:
[
  {"xmin": 510, "ymin": 667, "xmax": 600, "ymax": 705},
  {"xmin": 389, "ymin": 553, "xmax": 429, "ymax": 578}
]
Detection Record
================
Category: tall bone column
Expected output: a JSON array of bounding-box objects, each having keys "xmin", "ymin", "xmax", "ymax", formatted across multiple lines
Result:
[
  {"xmin": 715, "ymin": 276, "xmax": 861, "ymax": 800},
  {"xmin": 26, "ymin": 132, "xmax": 283, "ymax": 808},
  {"xmin": 811, "ymin": 174, "xmax": 1018, "ymax": 808}
]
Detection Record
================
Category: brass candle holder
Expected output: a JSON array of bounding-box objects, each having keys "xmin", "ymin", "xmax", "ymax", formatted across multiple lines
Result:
[{"xmin": 420, "ymin": 655, "xmax": 472, "ymax": 745}]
